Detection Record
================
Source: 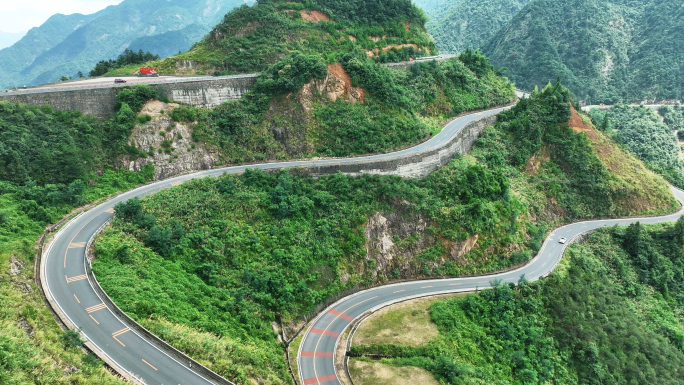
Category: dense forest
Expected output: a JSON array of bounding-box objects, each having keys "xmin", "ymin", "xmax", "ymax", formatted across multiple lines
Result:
[
  {"xmin": 480, "ymin": 0, "xmax": 684, "ymax": 104},
  {"xmin": 351, "ymin": 221, "xmax": 684, "ymax": 384},
  {"xmin": 92, "ymin": 82, "xmax": 675, "ymax": 384},
  {"xmin": 413, "ymin": 0, "xmax": 532, "ymax": 54}
]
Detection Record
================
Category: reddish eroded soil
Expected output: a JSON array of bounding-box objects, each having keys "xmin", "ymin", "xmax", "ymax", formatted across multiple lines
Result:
[
  {"xmin": 300, "ymin": 10, "xmax": 330, "ymax": 22},
  {"xmin": 328, "ymin": 63, "xmax": 351, "ymax": 88},
  {"xmin": 366, "ymin": 44, "xmax": 421, "ymax": 58},
  {"xmin": 567, "ymin": 103, "xmax": 598, "ymax": 141},
  {"xmin": 525, "ymin": 145, "xmax": 551, "ymax": 175},
  {"xmin": 565, "ymin": 103, "xmax": 615, "ymax": 163},
  {"xmin": 327, "ymin": 63, "xmax": 365, "ymax": 103}
]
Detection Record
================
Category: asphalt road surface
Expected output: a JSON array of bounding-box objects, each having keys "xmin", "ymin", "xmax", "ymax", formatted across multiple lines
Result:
[
  {"xmin": 2, "ymin": 74, "xmax": 258, "ymax": 96},
  {"xmin": 44, "ymin": 94, "xmax": 683, "ymax": 385},
  {"xmin": 297, "ymin": 186, "xmax": 684, "ymax": 385}
]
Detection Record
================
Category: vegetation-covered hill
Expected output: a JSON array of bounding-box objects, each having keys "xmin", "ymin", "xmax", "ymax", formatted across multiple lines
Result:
[
  {"xmin": 481, "ymin": 0, "xmax": 684, "ymax": 104},
  {"xmin": 0, "ymin": 1, "xmax": 513, "ymax": 381},
  {"xmin": 137, "ymin": 0, "xmax": 436, "ymax": 76},
  {"xmin": 351, "ymin": 220, "xmax": 684, "ymax": 385},
  {"xmin": 110, "ymin": 0, "xmax": 516, "ymax": 173},
  {"xmin": 91, "ymin": 83, "xmax": 676, "ymax": 384},
  {"xmin": 413, "ymin": 0, "xmax": 531, "ymax": 54},
  {"xmin": 0, "ymin": 0, "xmax": 245, "ymax": 88}
]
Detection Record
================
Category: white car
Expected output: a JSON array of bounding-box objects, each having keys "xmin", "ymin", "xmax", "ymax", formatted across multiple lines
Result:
[{"xmin": 559, "ymin": 237, "xmax": 567, "ymax": 244}]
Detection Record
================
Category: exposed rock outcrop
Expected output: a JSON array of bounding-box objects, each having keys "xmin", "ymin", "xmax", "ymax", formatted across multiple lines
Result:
[
  {"xmin": 363, "ymin": 203, "xmax": 433, "ymax": 278},
  {"xmin": 124, "ymin": 101, "xmax": 220, "ymax": 180}
]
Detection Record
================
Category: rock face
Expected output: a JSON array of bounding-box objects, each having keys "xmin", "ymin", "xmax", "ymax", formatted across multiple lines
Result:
[
  {"xmin": 265, "ymin": 63, "xmax": 365, "ymax": 154},
  {"xmin": 364, "ymin": 209, "xmax": 433, "ymax": 278},
  {"xmin": 125, "ymin": 101, "xmax": 219, "ymax": 181},
  {"xmin": 362, "ymin": 203, "xmax": 484, "ymax": 279}
]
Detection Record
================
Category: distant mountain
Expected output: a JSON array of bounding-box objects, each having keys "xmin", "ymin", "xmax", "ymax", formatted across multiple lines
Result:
[
  {"xmin": 482, "ymin": 0, "xmax": 684, "ymax": 104},
  {"xmin": 0, "ymin": 31, "xmax": 27, "ymax": 50},
  {"xmin": 0, "ymin": 0, "xmax": 245, "ymax": 88},
  {"xmin": 413, "ymin": 0, "xmax": 532, "ymax": 54}
]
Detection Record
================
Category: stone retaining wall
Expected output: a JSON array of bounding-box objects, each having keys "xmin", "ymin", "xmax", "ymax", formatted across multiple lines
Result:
[{"xmin": 0, "ymin": 76, "xmax": 258, "ymax": 117}]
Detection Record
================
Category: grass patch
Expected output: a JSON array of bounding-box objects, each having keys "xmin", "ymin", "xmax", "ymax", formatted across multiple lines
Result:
[
  {"xmin": 353, "ymin": 295, "xmax": 463, "ymax": 347},
  {"xmin": 349, "ymin": 360, "xmax": 439, "ymax": 385}
]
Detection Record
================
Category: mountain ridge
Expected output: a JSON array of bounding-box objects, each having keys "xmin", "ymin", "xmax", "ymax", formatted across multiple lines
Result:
[{"xmin": 0, "ymin": 0, "xmax": 246, "ymax": 88}]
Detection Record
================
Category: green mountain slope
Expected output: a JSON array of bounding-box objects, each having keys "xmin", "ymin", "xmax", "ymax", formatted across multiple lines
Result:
[
  {"xmin": 351, "ymin": 222, "xmax": 684, "ymax": 384},
  {"xmin": 0, "ymin": 0, "xmax": 246, "ymax": 88},
  {"xmin": 0, "ymin": 13, "xmax": 99, "ymax": 87},
  {"xmin": 150, "ymin": 0, "xmax": 436, "ymax": 75},
  {"xmin": 413, "ymin": 0, "xmax": 532, "ymax": 54},
  {"xmin": 482, "ymin": 0, "xmax": 684, "ymax": 104},
  {"xmin": 91, "ymin": 83, "xmax": 676, "ymax": 384}
]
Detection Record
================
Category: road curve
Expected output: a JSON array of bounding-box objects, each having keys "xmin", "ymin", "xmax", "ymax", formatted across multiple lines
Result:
[
  {"xmin": 43, "ymin": 102, "xmax": 514, "ymax": 384},
  {"xmin": 296, "ymin": 189, "xmax": 684, "ymax": 385}
]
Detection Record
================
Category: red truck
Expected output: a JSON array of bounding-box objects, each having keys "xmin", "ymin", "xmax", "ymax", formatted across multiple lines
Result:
[{"xmin": 139, "ymin": 67, "xmax": 158, "ymax": 75}]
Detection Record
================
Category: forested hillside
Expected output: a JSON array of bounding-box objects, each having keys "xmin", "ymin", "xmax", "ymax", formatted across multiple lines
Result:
[
  {"xmin": 0, "ymin": 100, "xmax": 156, "ymax": 383},
  {"xmin": 413, "ymin": 0, "xmax": 531, "ymax": 54},
  {"xmin": 113, "ymin": 0, "xmax": 516, "ymax": 176},
  {"xmin": 481, "ymin": 0, "xmax": 684, "ymax": 104},
  {"xmin": 589, "ymin": 105, "xmax": 684, "ymax": 188},
  {"xmin": 142, "ymin": 0, "xmax": 436, "ymax": 75},
  {"xmin": 92, "ymin": 83, "xmax": 676, "ymax": 384},
  {"xmin": 0, "ymin": 0, "xmax": 245, "ymax": 88},
  {"xmin": 351, "ymin": 221, "xmax": 684, "ymax": 385}
]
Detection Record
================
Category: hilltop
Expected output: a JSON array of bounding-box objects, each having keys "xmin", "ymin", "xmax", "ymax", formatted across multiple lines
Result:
[
  {"xmin": 108, "ymin": 0, "xmax": 515, "ymax": 180},
  {"xmin": 0, "ymin": 0, "xmax": 246, "ymax": 88},
  {"xmin": 121, "ymin": 0, "xmax": 437, "ymax": 76}
]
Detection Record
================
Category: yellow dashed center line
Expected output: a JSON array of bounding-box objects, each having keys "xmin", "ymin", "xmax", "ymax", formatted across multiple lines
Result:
[
  {"xmin": 393, "ymin": 290, "xmax": 405, "ymax": 293},
  {"xmin": 142, "ymin": 359, "xmax": 158, "ymax": 371},
  {"xmin": 73, "ymin": 294, "xmax": 80, "ymax": 303},
  {"xmin": 421, "ymin": 286, "xmax": 433, "ymax": 289},
  {"xmin": 449, "ymin": 283, "xmax": 462, "ymax": 286},
  {"xmin": 89, "ymin": 315, "xmax": 100, "ymax": 325},
  {"xmin": 112, "ymin": 327, "xmax": 130, "ymax": 347}
]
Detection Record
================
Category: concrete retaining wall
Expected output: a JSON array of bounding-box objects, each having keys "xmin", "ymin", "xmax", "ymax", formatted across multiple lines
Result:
[
  {"xmin": 304, "ymin": 115, "xmax": 497, "ymax": 179},
  {"xmin": 0, "ymin": 75, "xmax": 258, "ymax": 117}
]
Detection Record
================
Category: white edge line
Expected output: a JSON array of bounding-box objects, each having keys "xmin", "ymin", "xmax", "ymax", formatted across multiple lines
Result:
[
  {"xmin": 81, "ymin": 233, "xmax": 217, "ymax": 385},
  {"xmin": 298, "ymin": 186, "xmax": 684, "ymax": 383}
]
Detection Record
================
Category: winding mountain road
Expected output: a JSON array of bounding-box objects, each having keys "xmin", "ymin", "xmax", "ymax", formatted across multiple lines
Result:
[
  {"xmin": 41, "ymin": 96, "xmax": 684, "ymax": 385},
  {"xmin": 297, "ymin": 186, "xmax": 684, "ymax": 385}
]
